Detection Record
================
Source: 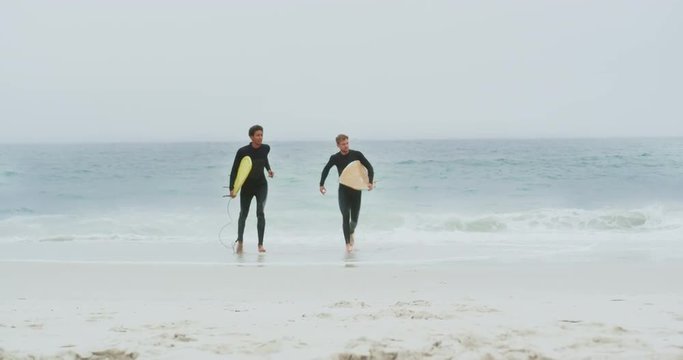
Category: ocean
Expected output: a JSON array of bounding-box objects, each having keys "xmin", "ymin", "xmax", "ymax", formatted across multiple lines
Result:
[{"xmin": 1, "ymin": 138, "xmax": 682, "ymax": 265}]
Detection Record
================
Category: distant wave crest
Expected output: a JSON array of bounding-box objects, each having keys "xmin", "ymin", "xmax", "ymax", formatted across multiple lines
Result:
[{"xmin": 418, "ymin": 207, "xmax": 676, "ymax": 233}]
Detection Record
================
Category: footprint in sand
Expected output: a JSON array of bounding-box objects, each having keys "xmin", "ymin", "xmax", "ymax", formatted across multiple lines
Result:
[
  {"xmin": 337, "ymin": 350, "xmax": 402, "ymax": 360},
  {"xmin": 301, "ymin": 312, "xmax": 334, "ymax": 319},
  {"xmin": 87, "ymin": 311, "xmax": 116, "ymax": 322},
  {"xmin": 72, "ymin": 349, "xmax": 138, "ymax": 360},
  {"xmin": 351, "ymin": 303, "xmax": 449, "ymax": 321},
  {"xmin": 612, "ymin": 326, "xmax": 629, "ymax": 333},
  {"xmin": 25, "ymin": 322, "xmax": 44, "ymax": 330},
  {"xmin": 590, "ymin": 336, "xmax": 624, "ymax": 345},
  {"xmin": 500, "ymin": 348, "xmax": 549, "ymax": 359},
  {"xmin": 253, "ymin": 339, "xmax": 283, "ymax": 354},
  {"xmin": 567, "ymin": 335, "xmax": 634, "ymax": 351},
  {"xmin": 344, "ymin": 336, "xmax": 374, "ymax": 348},
  {"xmin": 392, "ymin": 308, "xmax": 451, "ymax": 320},
  {"xmin": 394, "ymin": 300, "xmax": 431, "ymax": 307},
  {"xmin": 456, "ymin": 334, "xmax": 490, "ymax": 351},
  {"xmin": 315, "ymin": 312, "xmax": 333, "ymax": 319},
  {"xmin": 224, "ymin": 307, "xmax": 251, "ymax": 312},
  {"xmin": 173, "ymin": 333, "xmax": 196, "ymax": 342},
  {"xmin": 143, "ymin": 320, "xmax": 195, "ymax": 330},
  {"xmin": 330, "ymin": 300, "xmax": 370, "ymax": 309},
  {"xmin": 339, "ymin": 339, "xmax": 456, "ymax": 360},
  {"xmin": 110, "ymin": 326, "xmax": 130, "ymax": 333},
  {"xmin": 497, "ymin": 328, "xmax": 538, "ymax": 341},
  {"xmin": 390, "ymin": 300, "xmax": 451, "ymax": 319}
]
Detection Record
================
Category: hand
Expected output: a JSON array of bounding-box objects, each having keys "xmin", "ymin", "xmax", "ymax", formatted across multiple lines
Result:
[
  {"xmin": 268, "ymin": 170, "xmax": 274, "ymax": 178},
  {"xmin": 230, "ymin": 190, "xmax": 237, "ymax": 198},
  {"xmin": 320, "ymin": 186, "xmax": 327, "ymax": 195},
  {"xmin": 368, "ymin": 182, "xmax": 374, "ymax": 191}
]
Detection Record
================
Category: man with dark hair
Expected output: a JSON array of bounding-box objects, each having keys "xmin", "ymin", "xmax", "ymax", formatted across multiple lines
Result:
[
  {"xmin": 319, "ymin": 134, "xmax": 374, "ymax": 252},
  {"xmin": 229, "ymin": 125, "xmax": 274, "ymax": 253}
]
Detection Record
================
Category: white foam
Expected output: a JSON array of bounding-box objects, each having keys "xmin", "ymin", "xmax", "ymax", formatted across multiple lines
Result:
[{"xmin": 396, "ymin": 204, "xmax": 682, "ymax": 234}]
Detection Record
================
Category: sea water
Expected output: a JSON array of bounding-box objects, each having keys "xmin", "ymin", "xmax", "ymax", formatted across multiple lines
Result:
[{"xmin": 1, "ymin": 138, "xmax": 682, "ymax": 265}]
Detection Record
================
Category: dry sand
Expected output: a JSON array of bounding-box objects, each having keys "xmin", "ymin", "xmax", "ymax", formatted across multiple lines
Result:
[{"xmin": 1, "ymin": 260, "xmax": 683, "ymax": 359}]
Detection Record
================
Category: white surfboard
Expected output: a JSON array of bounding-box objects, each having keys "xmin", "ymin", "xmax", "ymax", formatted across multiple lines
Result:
[{"xmin": 339, "ymin": 160, "xmax": 370, "ymax": 190}]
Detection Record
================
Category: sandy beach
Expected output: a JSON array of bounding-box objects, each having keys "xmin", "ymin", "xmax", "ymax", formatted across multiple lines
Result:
[{"xmin": 1, "ymin": 258, "xmax": 682, "ymax": 359}]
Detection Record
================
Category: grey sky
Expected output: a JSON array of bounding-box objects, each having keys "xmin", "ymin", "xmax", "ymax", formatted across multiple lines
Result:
[{"xmin": 1, "ymin": 0, "xmax": 681, "ymax": 142}]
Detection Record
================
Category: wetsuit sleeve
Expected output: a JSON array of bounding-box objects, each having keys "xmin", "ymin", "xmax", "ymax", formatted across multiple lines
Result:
[
  {"xmin": 320, "ymin": 155, "xmax": 335, "ymax": 186},
  {"xmin": 358, "ymin": 152, "xmax": 374, "ymax": 183},
  {"xmin": 229, "ymin": 149, "xmax": 243, "ymax": 191},
  {"xmin": 264, "ymin": 145, "xmax": 272, "ymax": 172}
]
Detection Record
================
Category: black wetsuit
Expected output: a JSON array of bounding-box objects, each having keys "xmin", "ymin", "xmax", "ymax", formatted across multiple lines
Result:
[
  {"xmin": 229, "ymin": 143, "xmax": 271, "ymax": 245},
  {"xmin": 320, "ymin": 150, "xmax": 374, "ymax": 244}
]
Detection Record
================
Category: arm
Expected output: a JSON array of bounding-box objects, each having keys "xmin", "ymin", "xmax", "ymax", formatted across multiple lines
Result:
[
  {"xmin": 319, "ymin": 155, "xmax": 335, "ymax": 194},
  {"xmin": 358, "ymin": 152, "xmax": 374, "ymax": 186},
  {"xmin": 264, "ymin": 145, "xmax": 274, "ymax": 178}
]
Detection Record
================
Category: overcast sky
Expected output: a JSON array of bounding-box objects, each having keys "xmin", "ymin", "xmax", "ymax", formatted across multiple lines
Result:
[{"xmin": 1, "ymin": 1, "xmax": 681, "ymax": 142}]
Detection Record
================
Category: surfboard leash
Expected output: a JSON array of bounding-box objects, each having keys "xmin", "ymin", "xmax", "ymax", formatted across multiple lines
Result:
[{"xmin": 218, "ymin": 187, "xmax": 238, "ymax": 253}]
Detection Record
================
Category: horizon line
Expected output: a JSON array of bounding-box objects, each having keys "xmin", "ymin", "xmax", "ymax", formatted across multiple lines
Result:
[{"xmin": 1, "ymin": 135, "xmax": 683, "ymax": 145}]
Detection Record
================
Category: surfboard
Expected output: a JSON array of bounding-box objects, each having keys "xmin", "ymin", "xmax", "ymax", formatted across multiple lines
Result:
[
  {"xmin": 233, "ymin": 156, "xmax": 252, "ymax": 194},
  {"xmin": 339, "ymin": 160, "xmax": 370, "ymax": 190}
]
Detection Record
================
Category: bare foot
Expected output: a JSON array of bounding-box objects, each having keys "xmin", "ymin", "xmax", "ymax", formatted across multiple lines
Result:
[
  {"xmin": 235, "ymin": 241, "xmax": 243, "ymax": 254},
  {"xmin": 346, "ymin": 243, "xmax": 353, "ymax": 253},
  {"xmin": 258, "ymin": 245, "xmax": 266, "ymax": 253}
]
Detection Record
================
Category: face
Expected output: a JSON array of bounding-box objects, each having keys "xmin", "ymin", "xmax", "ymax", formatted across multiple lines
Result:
[
  {"xmin": 337, "ymin": 139, "xmax": 349, "ymax": 154},
  {"xmin": 250, "ymin": 130, "xmax": 263, "ymax": 146}
]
